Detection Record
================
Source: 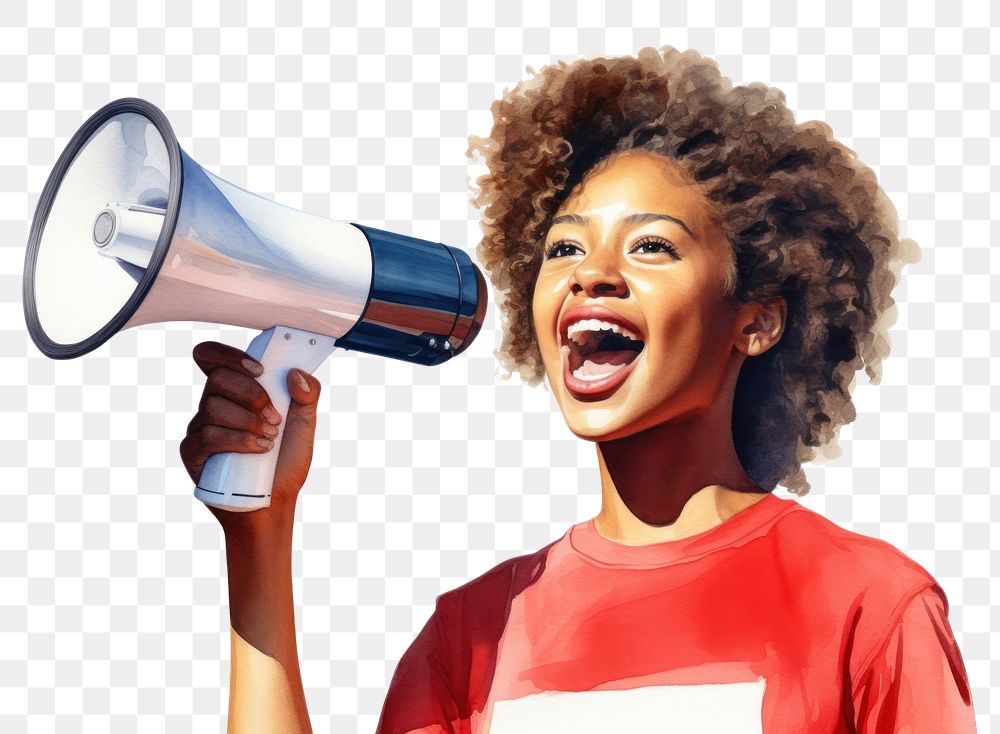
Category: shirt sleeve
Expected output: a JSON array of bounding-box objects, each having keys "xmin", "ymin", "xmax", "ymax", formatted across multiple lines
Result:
[
  {"xmin": 851, "ymin": 585, "xmax": 976, "ymax": 733},
  {"xmin": 376, "ymin": 604, "xmax": 463, "ymax": 734}
]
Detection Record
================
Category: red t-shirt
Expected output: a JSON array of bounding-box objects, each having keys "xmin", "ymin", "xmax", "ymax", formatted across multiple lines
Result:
[{"xmin": 378, "ymin": 493, "xmax": 975, "ymax": 733}]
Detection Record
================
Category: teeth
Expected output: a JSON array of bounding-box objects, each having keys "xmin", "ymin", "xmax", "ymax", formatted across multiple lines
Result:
[
  {"xmin": 573, "ymin": 360, "xmax": 627, "ymax": 381},
  {"xmin": 565, "ymin": 318, "xmax": 640, "ymax": 345}
]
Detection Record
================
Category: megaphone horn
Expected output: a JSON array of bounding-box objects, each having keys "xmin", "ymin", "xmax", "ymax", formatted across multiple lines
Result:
[{"xmin": 23, "ymin": 98, "xmax": 488, "ymax": 512}]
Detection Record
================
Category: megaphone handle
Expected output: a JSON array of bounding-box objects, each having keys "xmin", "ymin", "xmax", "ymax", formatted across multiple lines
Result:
[{"xmin": 194, "ymin": 326, "xmax": 337, "ymax": 512}]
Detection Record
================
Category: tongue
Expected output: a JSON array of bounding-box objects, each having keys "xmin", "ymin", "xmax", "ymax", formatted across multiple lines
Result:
[{"xmin": 575, "ymin": 350, "xmax": 636, "ymax": 378}]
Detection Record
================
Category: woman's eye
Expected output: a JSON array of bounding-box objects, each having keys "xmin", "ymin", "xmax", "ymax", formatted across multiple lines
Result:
[
  {"xmin": 631, "ymin": 238, "xmax": 680, "ymax": 258},
  {"xmin": 544, "ymin": 242, "xmax": 582, "ymax": 259}
]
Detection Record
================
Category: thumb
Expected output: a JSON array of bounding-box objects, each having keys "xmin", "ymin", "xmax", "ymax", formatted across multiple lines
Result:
[
  {"xmin": 269, "ymin": 368, "xmax": 322, "ymax": 505},
  {"xmin": 283, "ymin": 368, "xmax": 321, "ymax": 440}
]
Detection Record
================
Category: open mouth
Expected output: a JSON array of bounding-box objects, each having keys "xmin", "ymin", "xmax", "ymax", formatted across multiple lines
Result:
[{"xmin": 561, "ymin": 318, "xmax": 646, "ymax": 399}]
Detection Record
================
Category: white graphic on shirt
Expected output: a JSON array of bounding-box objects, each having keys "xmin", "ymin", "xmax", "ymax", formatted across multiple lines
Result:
[{"xmin": 489, "ymin": 679, "xmax": 766, "ymax": 734}]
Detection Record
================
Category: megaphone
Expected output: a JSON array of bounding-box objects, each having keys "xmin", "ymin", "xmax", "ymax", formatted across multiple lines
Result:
[{"xmin": 23, "ymin": 98, "xmax": 487, "ymax": 512}]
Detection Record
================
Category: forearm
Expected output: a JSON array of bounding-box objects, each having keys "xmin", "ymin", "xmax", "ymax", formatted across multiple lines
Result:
[{"xmin": 223, "ymin": 516, "xmax": 312, "ymax": 733}]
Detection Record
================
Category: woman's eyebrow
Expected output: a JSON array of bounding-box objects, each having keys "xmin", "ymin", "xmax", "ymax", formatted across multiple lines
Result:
[
  {"xmin": 550, "ymin": 213, "xmax": 589, "ymax": 227},
  {"xmin": 619, "ymin": 211, "xmax": 695, "ymax": 238},
  {"xmin": 550, "ymin": 212, "xmax": 695, "ymax": 239}
]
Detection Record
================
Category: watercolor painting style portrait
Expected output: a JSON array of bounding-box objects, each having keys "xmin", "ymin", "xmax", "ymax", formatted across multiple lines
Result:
[{"xmin": 176, "ymin": 48, "xmax": 975, "ymax": 732}]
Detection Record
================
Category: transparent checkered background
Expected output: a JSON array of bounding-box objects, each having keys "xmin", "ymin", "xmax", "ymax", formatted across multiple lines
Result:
[{"xmin": 0, "ymin": 0, "xmax": 994, "ymax": 731}]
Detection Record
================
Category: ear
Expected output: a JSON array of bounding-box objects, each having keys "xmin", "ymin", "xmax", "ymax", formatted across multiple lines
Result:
[{"xmin": 736, "ymin": 297, "xmax": 787, "ymax": 357}]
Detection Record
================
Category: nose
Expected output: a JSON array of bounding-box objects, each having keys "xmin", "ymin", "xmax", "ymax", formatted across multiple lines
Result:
[{"xmin": 569, "ymin": 250, "xmax": 629, "ymax": 298}]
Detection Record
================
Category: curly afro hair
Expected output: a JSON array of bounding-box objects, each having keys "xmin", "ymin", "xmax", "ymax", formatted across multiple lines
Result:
[{"xmin": 467, "ymin": 47, "xmax": 919, "ymax": 495}]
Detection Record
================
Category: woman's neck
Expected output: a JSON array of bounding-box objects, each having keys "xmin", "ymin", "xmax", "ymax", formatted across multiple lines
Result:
[{"xmin": 594, "ymin": 406, "xmax": 766, "ymax": 545}]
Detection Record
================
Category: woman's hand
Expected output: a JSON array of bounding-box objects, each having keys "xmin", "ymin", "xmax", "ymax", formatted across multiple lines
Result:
[{"xmin": 180, "ymin": 340, "xmax": 322, "ymax": 532}]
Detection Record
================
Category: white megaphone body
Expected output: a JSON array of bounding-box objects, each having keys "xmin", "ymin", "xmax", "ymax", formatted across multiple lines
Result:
[{"xmin": 23, "ymin": 98, "xmax": 487, "ymax": 512}]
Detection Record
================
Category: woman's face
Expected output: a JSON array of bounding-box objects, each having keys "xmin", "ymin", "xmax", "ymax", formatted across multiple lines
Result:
[{"xmin": 532, "ymin": 149, "xmax": 748, "ymax": 441}]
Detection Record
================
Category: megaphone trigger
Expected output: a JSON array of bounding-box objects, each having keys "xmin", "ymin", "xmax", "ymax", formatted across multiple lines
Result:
[{"xmin": 194, "ymin": 326, "xmax": 338, "ymax": 512}]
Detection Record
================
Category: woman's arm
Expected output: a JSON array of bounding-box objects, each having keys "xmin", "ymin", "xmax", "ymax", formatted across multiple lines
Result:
[
  {"xmin": 223, "ymin": 515, "xmax": 311, "ymax": 733},
  {"xmin": 180, "ymin": 341, "xmax": 323, "ymax": 733}
]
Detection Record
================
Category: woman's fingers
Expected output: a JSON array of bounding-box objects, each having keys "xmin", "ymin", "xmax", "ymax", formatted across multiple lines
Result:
[
  {"xmin": 192, "ymin": 341, "xmax": 263, "ymax": 379},
  {"xmin": 201, "ymin": 367, "xmax": 281, "ymax": 421},
  {"xmin": 183, "ymin": 341, "xmax": 284, "ymax": 485},
  {"xmin": 187, "ymin": 395, "xmax": 279, "ymax": 439},
  {"xmin": 193, "ymin": 340, "xmax": 280, "ymax": 424},
  {"xmin": 179, "ymin": 424, "xmax": 275, "ymax": 484}
]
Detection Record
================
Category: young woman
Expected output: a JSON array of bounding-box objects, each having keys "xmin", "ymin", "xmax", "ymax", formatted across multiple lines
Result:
[{"xmin": 180, "ymin": 48, "xmax": 975, "ymax": 732}]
